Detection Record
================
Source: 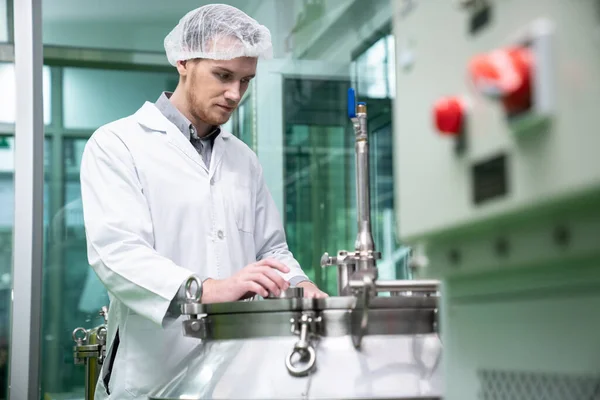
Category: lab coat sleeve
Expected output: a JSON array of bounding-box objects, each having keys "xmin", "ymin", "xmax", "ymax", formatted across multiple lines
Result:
[
  {"xmin": 80, "ymin": 128, "xmax": 195, "ymax": 327},
  {"xmin": 253, "ymin": 162, "xmax": 309, "ymax": 286}
]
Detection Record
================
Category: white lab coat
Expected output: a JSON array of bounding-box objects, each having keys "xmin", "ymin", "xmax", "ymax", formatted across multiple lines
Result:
[{"xmin": 80, "ymin": 101, "xmax": 308, "ymax": 399}]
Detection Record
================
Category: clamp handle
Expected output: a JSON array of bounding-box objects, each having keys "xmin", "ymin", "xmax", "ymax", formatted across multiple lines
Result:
[
  {"xmin": 185, "ymin": 276, "xmax": 203, "ymax": 303},
  {"xmin": 72, "ymin": 327, "xmax": 88, "ymax": 345},
  {"xmin": 286, "ymin": 313, "xmax": 319, "ymax": 377}
]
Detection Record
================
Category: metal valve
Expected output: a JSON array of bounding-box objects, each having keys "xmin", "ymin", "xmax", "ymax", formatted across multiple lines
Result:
[{"xmin": 320, "ymin": 252, "xmax": 334, "ymax": 267}]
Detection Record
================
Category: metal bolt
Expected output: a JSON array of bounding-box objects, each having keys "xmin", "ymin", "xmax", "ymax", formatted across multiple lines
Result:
[{"xmin": 190, "ymin": 321, "xmax": 201, "ymax": 332}]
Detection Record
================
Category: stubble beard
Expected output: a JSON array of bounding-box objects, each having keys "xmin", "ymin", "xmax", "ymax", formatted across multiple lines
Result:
[{"xmin": 186, "ymin": 80, "xmax": 231, "ymax": 127}]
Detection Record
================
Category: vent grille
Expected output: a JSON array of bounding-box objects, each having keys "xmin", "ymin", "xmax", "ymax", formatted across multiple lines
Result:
[{"xmin": 478, "ymin": 370, "xmax": 600, "ymax": 400}]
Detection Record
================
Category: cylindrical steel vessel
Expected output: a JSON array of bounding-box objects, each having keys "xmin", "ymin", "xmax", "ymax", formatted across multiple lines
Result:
[{"xmin": 147, "ymin": 294, "xmax": 442, "ymax": 400}]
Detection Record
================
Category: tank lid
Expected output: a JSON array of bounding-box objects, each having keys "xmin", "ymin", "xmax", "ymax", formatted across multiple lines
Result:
[{"xmin": 182, "ymin": 295, "xmax": 438, "ymax": 316}]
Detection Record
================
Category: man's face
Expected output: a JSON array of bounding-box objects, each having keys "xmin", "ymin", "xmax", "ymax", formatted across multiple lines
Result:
[{"xmin": 177, "ymin": 56, "xmax": 257, "ymax": 126}]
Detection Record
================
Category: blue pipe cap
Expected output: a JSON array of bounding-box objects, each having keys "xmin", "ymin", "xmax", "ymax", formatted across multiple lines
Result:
[{"xmin": 347, "ymin": 88, "xmax": 356, "ymax": 118}]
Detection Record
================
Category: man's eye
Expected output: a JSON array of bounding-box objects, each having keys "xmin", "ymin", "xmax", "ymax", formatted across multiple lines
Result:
[
  {"xmin": 217, "ymin": 73, "xmax": 231, "ymax": 81},
  {"xmin": 241, "ymin": 78, "xmax": 250, "ymax": 84}
]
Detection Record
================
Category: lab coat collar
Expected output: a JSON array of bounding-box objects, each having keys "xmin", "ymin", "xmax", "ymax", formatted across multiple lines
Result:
[
  {"xmin": 134, "ymin": 102, "xmax": 231, "ymax": 176},
  {"xmin": 134, "ymin": 102, "xmax": 232, "ymax": 140}
]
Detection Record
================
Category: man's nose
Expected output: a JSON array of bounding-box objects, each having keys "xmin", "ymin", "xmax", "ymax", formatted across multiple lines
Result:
[{"xmin": 224, "ymin": 83, "xmax": 241, "ymax": 104}]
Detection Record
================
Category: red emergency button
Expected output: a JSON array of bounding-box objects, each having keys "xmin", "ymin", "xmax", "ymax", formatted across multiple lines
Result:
[
  {"xmin": 433, "ymin": 96, "xmax": 465, "ymax": 136},
  {"xmin": 468, "ymin": 46, "xmax": 533, "ymax": 115}
]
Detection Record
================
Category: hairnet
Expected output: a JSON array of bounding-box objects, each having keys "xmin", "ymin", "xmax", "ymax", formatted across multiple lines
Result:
[{"xmin": 164, "ymin": 4, "xmax": 273, "ymax": 65}]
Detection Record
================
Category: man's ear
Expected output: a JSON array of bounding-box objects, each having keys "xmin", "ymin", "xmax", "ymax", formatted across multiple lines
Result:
[{"xmin": 176, "ymin": 60, "xmax": 188, "ymax": 76}]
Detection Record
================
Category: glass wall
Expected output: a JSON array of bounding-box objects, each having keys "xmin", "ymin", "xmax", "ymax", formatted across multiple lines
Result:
[
  {"xmin": 282, "ymin": 78, "xmax": 354, "ymax": 295},
  {"xmin": 2, "ymin": 53, "xmax": 184, "ymax": 400},
  {"xmin": 62, "ymin": 68, "xmax": 177, "ymax": 130},
  {"xmin": 0, "ymin": 3, "xmax": 11, "ymax": 396},
  {"xmin": 280, "ymin": 42, "xmax": 408, "ymax": 291},
  {"xmin": 0, "ymin": 62, "xmax": 50, "ymax": 397},
  {"xmin": 234, "ymin": 90, "xmax": 256, "ymax": 151},
  {"xmin": 40, "ymin": 65, "xmax": 178, "ymax": 397},
  {"xmin": 43, "ymin": 137, "xmax": 107, "ymax": 396},
  {"xmin": 0, "ymin": 0, "xmax": 7, "ymax": 43},
  {"xmin": 354, "ymin": 34, "xmax": 396, "ymax": 100},
  {"xmin": 0, "ymin": 135, "xmax": 12, "ymax": 400},
  {"xmin": 0, "ymin": 63, "xmax": 52, "ymax": 124}
]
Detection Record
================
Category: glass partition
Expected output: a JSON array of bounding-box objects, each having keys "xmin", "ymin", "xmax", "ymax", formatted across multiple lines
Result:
[
  {"xmin": 0, "ymin": 63, "xmax": 52, "ymax": 125},
  {"xmin": 43, "ymin": 137, "xmax": 108, "ymax": 397},
  {"xmin": 354, "ymin": 34, "xmax": 396, "ymax": 100},
  {"xmin": 0, "ymin": 135, "xmax": 12, "ymax": 400},
  {"xmin": 0, "ymin": 0, "xmax": 7, "ymax": 43},
  {"xmin": 351, "ymin": 31, "xmax": 408, "ymax": 281},
  {"xmin": 0, "ymin": 135, "xmax": 51, "ymax": 400},
  {"xmin": 1, "ymin": 4, "xmax": 11, "ymax": 396},
  {"xmin": 282, "ymin": 77, "xmax": 354, "ymax": 295},
  {"xmin": 42, "ymin": 65, "xmax": 181, "ymax": 398},
  {"xmin": 236, "ymin": 92, "xmax": 256, "ymax": 150},
  {"xmin": 63, "ymin": 67, "xmax": 177, "ymax": 130}
]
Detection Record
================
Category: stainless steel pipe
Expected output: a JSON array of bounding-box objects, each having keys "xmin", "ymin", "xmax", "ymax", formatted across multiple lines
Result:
[{"xmin": 353, "ymin": 102, "xmax": 376, "ymax": 271}]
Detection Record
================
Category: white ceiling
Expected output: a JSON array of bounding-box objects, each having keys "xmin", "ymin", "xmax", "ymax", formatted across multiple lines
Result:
[{"xmin": 42, "ymin": 0, "xmax": 261, "ymax": 23}]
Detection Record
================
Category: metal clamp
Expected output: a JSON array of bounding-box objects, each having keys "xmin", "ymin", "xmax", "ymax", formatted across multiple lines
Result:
[
  {"xmin": 267, "ymin": 286, "xmax": 304, "ymax": 299},
  {"xmin": 352, "ymin": 273, "xmax": 375, "ymax": 349},
  {"xmin": 285, "ymin": 312, "xmax": 321, "ymax": 377},
  {"xmin": 96, "ymin": 326, "xmax": 107, "ymax": 364}
]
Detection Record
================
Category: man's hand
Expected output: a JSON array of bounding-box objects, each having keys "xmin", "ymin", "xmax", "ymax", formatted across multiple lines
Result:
[
  {"xmin": 201, "ymin": 258, "xmax": 290, "ymax": 303},
  {"xmin": 297, "ymin": 281, "xmax": 329, "ymax": 299}
]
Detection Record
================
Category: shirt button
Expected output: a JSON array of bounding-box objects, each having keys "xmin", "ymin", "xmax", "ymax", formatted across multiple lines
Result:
[{"xmin": 217, "ymin": 230, "xmax": 224, "ymax": 240}]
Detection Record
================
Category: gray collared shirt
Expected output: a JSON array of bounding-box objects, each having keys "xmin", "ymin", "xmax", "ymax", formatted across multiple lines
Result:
[{"xmin": 154, "ymin": 92, "xmax": 220, "ymax": 169}]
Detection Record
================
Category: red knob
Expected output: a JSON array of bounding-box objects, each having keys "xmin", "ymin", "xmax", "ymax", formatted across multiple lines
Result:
[
  {"xmin": 468, "ymin": 46, "xmax": 533, "ymax": 114},
  {"xmin": 433, "ymin": 96, "xmax": 465, "ymax": 136}
]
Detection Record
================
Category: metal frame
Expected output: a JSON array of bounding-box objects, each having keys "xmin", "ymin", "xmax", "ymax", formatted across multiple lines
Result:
[
  {"xmin": 8, "ymin": 0, "xmax": 44, "ymax": 399},
  {"xmin": 0, "ymin": 42, "xmax": 171, "ymax": 71}
]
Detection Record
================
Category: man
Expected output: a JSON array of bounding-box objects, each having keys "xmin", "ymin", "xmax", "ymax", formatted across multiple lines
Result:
[{"xmin": 80, "ymin": 4, "xmax": 327, "ymax": 399}]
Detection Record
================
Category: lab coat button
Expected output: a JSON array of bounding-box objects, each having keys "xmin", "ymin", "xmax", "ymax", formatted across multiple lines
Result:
[
  {"xmin": 210, "ymin": 178, "xmax": 215, "ymax": 185},
  {"xmin": 217, "ymin": 230, "xmax": 224, "ymax": 239}
]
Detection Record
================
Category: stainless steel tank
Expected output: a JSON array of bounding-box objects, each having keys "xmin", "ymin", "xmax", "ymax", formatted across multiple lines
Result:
[
  {"xmin": 148, "ymin": 286, "xmax": 442, "ymax": 400},
  {"xmin": 147, "ymin": 88, "xmax": 444, "ymax": 399}
]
